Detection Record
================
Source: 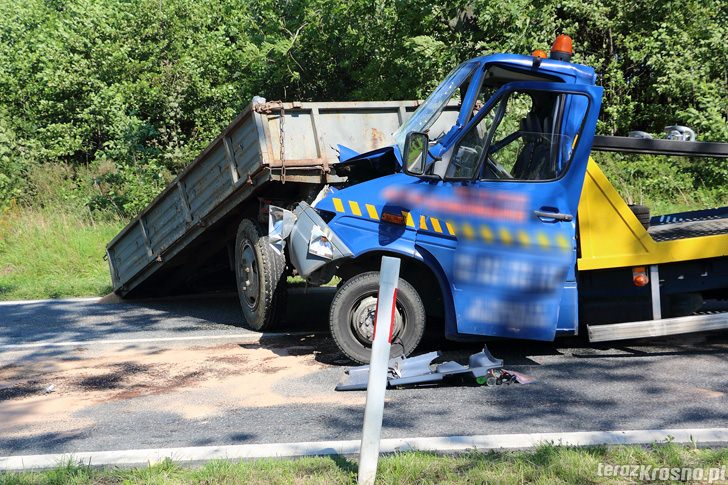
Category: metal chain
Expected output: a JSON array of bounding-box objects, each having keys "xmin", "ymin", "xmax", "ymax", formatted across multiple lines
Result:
[
  {"xmin": 279, "ymin": 104, "xmax": 286, "ymax": 184},
  {"xmin": 253, "ymin": 100, "xmax": 287, "ymax": 183}
]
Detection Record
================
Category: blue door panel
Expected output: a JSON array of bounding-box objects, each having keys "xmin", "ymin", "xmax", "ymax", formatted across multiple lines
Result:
[{"xmin": 416, "ymin": 81, "xmax": 602, "ymax": 341}]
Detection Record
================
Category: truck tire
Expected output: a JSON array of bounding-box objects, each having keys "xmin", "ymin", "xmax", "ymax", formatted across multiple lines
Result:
[
  {"xmin": 235, "ymin": 218, "xmax": 287, "ymax": 331},
  {"xmin": 329, "ymin": 271, "xmax": 426, "ymax": 364},
  {"xmin": 628, "ymin": 204, "xmax": 651, "ymax": 229}
]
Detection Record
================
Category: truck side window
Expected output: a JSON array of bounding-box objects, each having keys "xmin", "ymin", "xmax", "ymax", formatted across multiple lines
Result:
[
  {"xmin": 482, "ymin": 92, "xmax": 535, "ymax": 179},
  {"xmin": 445, "ymin": 89, "xmax": 586, "ymax": 181},
  {"xmin": 444, "ymin": 99, "xmax": 499, "ymax": 179},
  {"xmin": 481, "ymin": 90, "xmax": 565, "ymax": 181}
]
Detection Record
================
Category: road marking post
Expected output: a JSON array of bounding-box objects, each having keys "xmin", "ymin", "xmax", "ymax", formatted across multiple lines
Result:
[{"xmin": 358, "ymin": 256, "xmax": 400, "ymax": 485}]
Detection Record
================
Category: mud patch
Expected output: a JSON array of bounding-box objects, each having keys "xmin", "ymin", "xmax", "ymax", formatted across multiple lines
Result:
[
  {"xmin": 285, "ymin": 346, "xmax": 315, "ymax": 356},
  {"xmin": 207, "ymin": 354, "xmax": 247, "ymax": 365},
  {"xmin": 0, "ymin": 382, "xmax": 44, "ymax": 401},
  {"xmin": 78, "ymin": 363, "xmax": 152, "ymax": 391},
  {"xmin": 0, "ymin": 335, "xmax": 363, "ymax": 437}
]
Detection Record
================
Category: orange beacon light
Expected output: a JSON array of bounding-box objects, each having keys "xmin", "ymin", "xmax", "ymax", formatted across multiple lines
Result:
[{"xmin": 550, "ymin": 34, "xmax": 573, "ymax": 62}]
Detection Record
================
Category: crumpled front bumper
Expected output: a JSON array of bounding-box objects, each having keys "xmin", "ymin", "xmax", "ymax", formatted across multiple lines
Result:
[{"xmin": 284, "ymin": 202, "xmax": 353, "ymax": 278}]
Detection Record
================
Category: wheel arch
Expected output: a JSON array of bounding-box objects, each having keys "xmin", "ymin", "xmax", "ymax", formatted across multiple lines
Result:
[{"xmin": 335, "ymin": 248, "xmax": 456, "ymax": 335}]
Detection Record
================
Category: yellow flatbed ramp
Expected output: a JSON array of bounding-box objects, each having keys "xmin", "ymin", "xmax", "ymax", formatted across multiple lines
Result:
[{"xmin": 577, "ymin": 159, "xmax": 728, "ymax": 271}]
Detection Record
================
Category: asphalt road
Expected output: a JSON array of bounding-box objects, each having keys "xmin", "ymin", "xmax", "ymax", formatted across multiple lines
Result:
[{"xmin": 1, "ymin": 290, "xmax": 727, "ymax": 457}]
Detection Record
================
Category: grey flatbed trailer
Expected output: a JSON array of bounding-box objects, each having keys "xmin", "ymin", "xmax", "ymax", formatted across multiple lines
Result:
[{"xmin": 106, "ymin": 100, "xmax": 443, "ymax": 299}]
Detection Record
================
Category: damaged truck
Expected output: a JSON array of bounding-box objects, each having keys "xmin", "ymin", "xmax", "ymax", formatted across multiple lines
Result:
[{"xmin": 107, "ymin": 36, "xmax": 728, "ymax": 363}]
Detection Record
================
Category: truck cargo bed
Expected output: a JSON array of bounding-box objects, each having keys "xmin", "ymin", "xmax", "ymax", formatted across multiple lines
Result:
[
  {"xmin": 106, "ymin": 100, "xmax": 436, "ymax": 297},
  {"xmin": 649, "ymin": 208, "xmax": 728, "ymax": 242}
]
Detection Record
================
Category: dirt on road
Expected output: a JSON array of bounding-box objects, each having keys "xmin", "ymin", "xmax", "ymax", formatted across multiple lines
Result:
[{"xmin": 0, "ymin": 335, "xmax": 365, "ymax": 439}]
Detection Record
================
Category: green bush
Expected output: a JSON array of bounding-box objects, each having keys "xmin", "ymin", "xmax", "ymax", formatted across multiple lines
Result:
[
  {"xmin": 597, "ymin": 153, "xmax": 727, "ymax": 215},
  {"xmin": 0, "ymin": 0, "xmax": 725, "ymax": 218}
]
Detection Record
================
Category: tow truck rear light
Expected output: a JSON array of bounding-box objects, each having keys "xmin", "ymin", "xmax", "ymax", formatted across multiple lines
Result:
[
  {"xmin": 632, "ymin": 266, "xmax": 649, "ymax": 287},
  {"xmin": 381, "ymin": 212, "xmax": 405, "ymax": 225}
]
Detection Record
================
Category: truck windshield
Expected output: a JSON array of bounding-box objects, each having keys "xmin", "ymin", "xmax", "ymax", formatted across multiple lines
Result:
[{"xmin": 394, "ymin": 61, "xmax": 479, "ymax": 154}]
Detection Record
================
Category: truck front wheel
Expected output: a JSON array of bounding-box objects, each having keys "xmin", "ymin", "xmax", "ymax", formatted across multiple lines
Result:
[
  {"xmin": 329, "ymin": 271, "xmax": 426, "ymax": 364},
  {"xmin": 235, "ymin": 218, "xmax": 287, "ymax": 331}
]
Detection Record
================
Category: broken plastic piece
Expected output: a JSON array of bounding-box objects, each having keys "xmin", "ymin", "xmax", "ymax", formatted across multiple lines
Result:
[
  {"xmin": 335, "ymin": 346, "xmax": 507, "ymax": 391},
  {"xmin": 268, "ymin": 205, "xmax": 296, "ymax": 255}
]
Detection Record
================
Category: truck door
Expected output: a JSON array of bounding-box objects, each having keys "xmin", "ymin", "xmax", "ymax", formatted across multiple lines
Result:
[{"xmin": 417, "ymin": 81, "xmax": 602, "ymax": 341}]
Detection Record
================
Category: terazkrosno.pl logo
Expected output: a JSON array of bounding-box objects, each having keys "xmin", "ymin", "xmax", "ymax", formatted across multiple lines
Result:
[{"xmin": 597, "ymin": 463, "xmax": 726, "ymax": 482}]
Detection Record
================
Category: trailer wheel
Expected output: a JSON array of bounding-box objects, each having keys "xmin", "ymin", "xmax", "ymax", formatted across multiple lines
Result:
[
  {"xmin": 235, "ymin": 219, "xmax": 287, "ymax": 331},
  {"xmin": 329, "ymin": 271, "xmax": 425, "ymax": 364}
]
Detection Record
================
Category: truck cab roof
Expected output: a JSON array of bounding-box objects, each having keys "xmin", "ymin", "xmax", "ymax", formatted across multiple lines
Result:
[{"xmin": 466, "ymin": 53, "xmax": 597, "ymax": 86}]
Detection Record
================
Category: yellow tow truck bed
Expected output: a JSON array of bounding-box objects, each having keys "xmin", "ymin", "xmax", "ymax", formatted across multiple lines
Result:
[
  {"xmin": 648, "ymin": 213, "xmax": 728, "ymax": 242},
  {"xmin": 577, "ymin": 159, "xmax": 728, "ymax": 271}
]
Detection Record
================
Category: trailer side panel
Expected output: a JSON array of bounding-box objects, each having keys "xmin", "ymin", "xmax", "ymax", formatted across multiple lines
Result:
[{"xmin": 106, "ymin": 101, "xmax": 445, "ymax": 296}]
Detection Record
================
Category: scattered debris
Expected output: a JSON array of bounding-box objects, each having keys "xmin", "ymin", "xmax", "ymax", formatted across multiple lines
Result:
[{"xmin": 336, "ymin": 346, "xmax": 533, "ymax": 391}]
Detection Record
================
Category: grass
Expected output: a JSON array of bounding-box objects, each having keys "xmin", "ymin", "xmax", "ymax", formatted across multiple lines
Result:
[
  {"xmin": 0, "ymin": 207, "xmax": 122, "ymax": 301},
  {"xmin": 287, "ymin": 275, "xmax": 341, "ymax": 287},
  {"xmin": 1, "ymin": 442, "xmax": 727, "ymax": 484}
]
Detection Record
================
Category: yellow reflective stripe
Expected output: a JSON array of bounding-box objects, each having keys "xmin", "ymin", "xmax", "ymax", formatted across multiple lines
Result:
[
  {"xmin": 480, "ymin": 225, "xmax": 493, "ymax": 242},
  {"xmin": 430, "ymin": 217, "xmax": 443, "ymax": 233},
  {"xmin": 419, "ymin": 215, "xmax": 428, "ymax": 230},
  {"xmin": 499, "ymin": 228, "xmax": 512, "ymax": 245},
  {"xmin": 462, "ymin": 223, "xmax": 475, "ymax": 240},
  {"xmin": 402, "ymin": 211, "xmax": 415, "ymax": 228},
  {"xmin": 349, "ymin": 200, "xmax": 362, "ymax": 216},
  {"xmin": 332, "ymin": 198, "xmax": 345, "ymax": 213},
  {"xmin": 556, "ymin": 234, "xmax": 571, "ymax": 251},
  {"xmin": 445, "ymin": 221, "xmax": 456, "ymax": 236},
  {"xmin": 536, "ymin": 233, "xmax": 550, "ymax": 249},
  {"xmin": 366, "ymin": 204, "xmax": 379, "ymax": 220},
  {"xmin": 517, "ymin": 230, "xmax": 530, "ymax": 247}
]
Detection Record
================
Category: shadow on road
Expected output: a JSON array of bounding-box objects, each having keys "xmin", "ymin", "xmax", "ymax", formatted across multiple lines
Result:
[{"xmin": 2, "ymin": 288, "xmax": 728, "ymax": 457}]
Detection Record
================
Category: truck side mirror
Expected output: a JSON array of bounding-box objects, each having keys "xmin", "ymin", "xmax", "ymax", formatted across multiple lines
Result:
[{"xmin": 402, "ymin": 131, "xmax": 429, "ymax": 176}]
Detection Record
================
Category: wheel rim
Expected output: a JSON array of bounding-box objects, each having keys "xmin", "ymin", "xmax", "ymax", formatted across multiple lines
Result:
[
  {"xmin": 349, "ymin": 292, "xmax": 405, "ymax": 346},
  {"xmin": 239, "ymin": 242, "xmax": 259, "ymax": 310}
]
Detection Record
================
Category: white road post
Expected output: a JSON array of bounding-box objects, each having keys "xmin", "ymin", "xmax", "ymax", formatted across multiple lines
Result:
[{"xmin": 357, "ymin": 256, "xmax": 401, "ymax": 485}]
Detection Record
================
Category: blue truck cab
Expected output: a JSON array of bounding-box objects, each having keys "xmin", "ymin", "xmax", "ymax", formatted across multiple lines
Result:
[{"xmin": 285, "ymin": 43, "xmax": 606, "ymax": 363}]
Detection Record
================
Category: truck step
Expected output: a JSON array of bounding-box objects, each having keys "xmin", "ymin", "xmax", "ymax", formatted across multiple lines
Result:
[{"xmin": 587, "ymin": 312, "xmax": 728, "ymax": 342}]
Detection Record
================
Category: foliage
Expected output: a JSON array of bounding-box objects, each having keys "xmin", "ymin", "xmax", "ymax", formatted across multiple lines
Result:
[
  {"xmin": 596, "ymin": 152, "xmax": 728, "ymax": 214},
  {"xmin": 0, "ymin": 0, "xmax": 726, "ymax": 217},
  {"xmin": 0, "ymin": 206, "xmax": 121, "ymax": 300}
]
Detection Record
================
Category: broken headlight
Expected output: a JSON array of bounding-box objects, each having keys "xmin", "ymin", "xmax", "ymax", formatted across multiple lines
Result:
[{"xmin": 308, "ymin": 226, "xmax": 334, "ymax": 259}]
